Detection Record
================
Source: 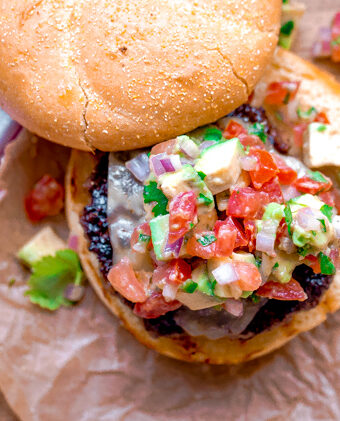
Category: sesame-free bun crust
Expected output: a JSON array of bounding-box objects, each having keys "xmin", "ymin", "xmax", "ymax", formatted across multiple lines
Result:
[
  {"xmin": 66, "ymin": 49, "xmax": 340, "ymax": 364},
  {"xmin": 0, "ymin": 0, "xmax": 280, "ymax": 152}
]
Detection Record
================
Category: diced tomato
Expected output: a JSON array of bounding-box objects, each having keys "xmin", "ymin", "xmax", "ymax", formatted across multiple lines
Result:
[
  {"xmin": 130, "ymin": 222, "xmax": 151, "ymax": 253},
  {"xmin": 152, "ymin": 259, "xmax": 192, "ymax": 286},
  {"xmin": 314, "ymin": 111, "xmax": 330, "ymax": 124},
  {"xmin": 233, "ymin": 261, "xmax": 262, "ymax": 291},
  {"xmin": 293, "ymin": 123, "xmax": 308, "ymax": 148},
  {"xmin": 244, "ymin": 219, "xmax": 257, "ymax": 252},
  {"xmin": 24, "ymin": 174, "xmax": 64, "ymax": 222},
  {"xmin": 223, "ymin": 120, "xmax": 247, "ymax": 139},
  {"xmin": 168, "ymin": 191, "xmax": 197, "ymax": 244},
  {"xmin": 273, "ymin": 154, "xmax": 298, "ymax": 185},
  {"xmin": 150, "ymin": 138, "xmax": 177, "ymax": 156},
  {"xmin": 133, "ymin": 291, "xmax": 182, "ymax": 319},
  {"xmin": 108, "ymin": 257, "xmax": 147, "ymax": 303},
  {"xmin": 304, "ymin": 254, "xmax": 321, "ymax": 274},
  {"xmin": 294, "ymin": 175, "xmax": 332, "ymax": 194},
  {"xmin": 247, "ymin": 148, "xmax": 279, "ymax": 189},
  {"xmin": 256, "ymin": 279, "xmax": 307, "ymax": 301},
  {"xmin": 213, "ymin": 220, "xmax": 237, "ymax": 257},
  {"xmin": 238, "ymin": 134, "xmax": 265, "ymax": 150},
  {"xmin": 228, "ymin": 217, "xmax": 248, "ymax": 248},
  {"xmin": 261, "ymin": 177, "xmax": 284, "ymax": 204},
  {"xmin": 228, "ymin": 187, "xmax": 269, "ymax": 219},
  {"xmin": 186, "ymin": 231, "xmax": 216, "ymax": 259},
  {"xmin": 331, "ymin": 188, "xmax": 340, "ymax": 213},
  {"xmin": 264, "ymin": 81, "xmax": 300, "ymax": 106},
  {"xmin": 331, "ymin": 13, "xmax": 340, "ymax": 62}
]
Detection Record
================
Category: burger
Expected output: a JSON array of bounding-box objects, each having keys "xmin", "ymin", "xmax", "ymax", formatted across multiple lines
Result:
[{"xmin": 2, "ymin": 0, "xmax": 340, "ymax": 364}]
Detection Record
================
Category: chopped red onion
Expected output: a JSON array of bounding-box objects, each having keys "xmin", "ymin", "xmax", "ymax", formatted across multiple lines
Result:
[
  {"xmin": 200, "ymin": 140, "xmax": 216, "ymax": 151},
  {"xmin": 212, "ymin": 262, "xmax": 238, "ymax": 285},
  {"xmin": 125, "ymin": 153, "xmax": 150, "ymax": 182},
  {"xmin": 224, "ymin": 299, "xmax": 244, "ymax": 317},
  {"xmin": 312, "ymin": 27, "xmax": 332, "ymax": 58},
  {"xmin": 162, "ymin": 283, "xmax": 178, "ymax": 302},
  {"xmin": 0, "ymin": 108, "xmax": 22, "ymax": 156},
  {"xmin": 178, "ymin": 136, "xmax": 200, "ymax": 159},
  {"xmin": 296, "ymin": 207, "xmax": 321, "ymax": 231},
  {"xmin": 163, "ymin": 236, "xmax": 184, "ymax": 258},
  {"xmin": 64, "ymin": 284, "xmax": 84, "ymax": 302},
  {"xmin": 150, "ymin": 153, "xmax": 181, "ymax": 177},
  {"xmin": 256, "ymin": 220, "xmax": 277, "ymax": 256},
  {"xmin": 282, "ymin": 185, "xmax": 300, "ymax": 201},
  {"xmin": 279, "ymin": 236, "xmax": 296, "ymax": 254},
  {"xmin": 240, "ymin": 156, "xmax": 257, "ymax": 171},
  {"xmin": 67, "ymin": 235, "xmax": 79, "ymax": 252}
]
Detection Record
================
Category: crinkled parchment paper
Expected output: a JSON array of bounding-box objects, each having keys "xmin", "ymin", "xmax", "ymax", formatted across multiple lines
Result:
[{"xmin": 1, "ymin": 2, "xmax": 340, "ymax": 419}]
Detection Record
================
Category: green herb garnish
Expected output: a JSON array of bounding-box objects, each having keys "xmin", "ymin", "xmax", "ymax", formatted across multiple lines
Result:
[
  {"xmin": 320, "ymin": 204, "xmax": 333, "ymax": 222},
  {"xmin": 284, "ymin": 204, "xmax": 293, "ymax": 237},
  {"xmin": 273, "ymin": 262, "xmax": 279, "ymax": 269},
  {"xmin": 318, "ymin": 219, "xmax": 327, "ymax": 233},
  {"xmin": 297, "ymin": 106, "xmax": 317, "ymax": 120},
  {"xmin": 280, "ymin": 20, "xmax": 295, "ymax": 36},
  {"xmin": 8, "ymin": 279, "xmax": 16, "ymax": 287},
  {"xmin": 207, "ymin": 279, "xmax": 217, "ymax": 296},
  {"xmin": 249, "ymin": 293, "xmax": 261, "ymax": 303},
  {"xmin": 24, "ymin": 249, "xmax": 84, "ymax": 311},
  {"xmin": 255, "ymin": 256, "xmax": 262, "ymax": 269},
  {"xmin": 317, "ymin": 125, "xmax": 327, "ymax": 132},
  {"xmin": 308, "ymin": 170, "xmax": 327, "ymax": 183},
  {"xmin": 331, "ymin": 36, "xmax": 340, "ymax": 47},
  {"xmin": 197, "ymin": 233, "xmax": 217, "ymax": 247},
  {"xmin": 318, "ymin": 252, "xmax": 336, "ymax": 275},
  {"xmin": 138, "ymin": 233, "xmax": 151, "ymax": 243},
  {"xmin": 198, "ymin": 193, "xmax": 213, "ymax": 206},
  {"xmin": 204, "ymin": 127, "xmax": 222, "ymax": 142},
  {"xmin": 197, "ymin": 171, "xmax": 207, "ymax": 180},
  {"xmin": 297, "ymin": 244, "xmax": 312, "ymax": 257},
  {"xmin": 182, "ymin": 280, "xmax": 198, "ymax": 294},
  {"xmin": 143, "ymin": 181, "xmax": 169, "ymax": 216},
  {"xmin": 248, "ymin": 122, "xmax": 267, "ymax": 143}
]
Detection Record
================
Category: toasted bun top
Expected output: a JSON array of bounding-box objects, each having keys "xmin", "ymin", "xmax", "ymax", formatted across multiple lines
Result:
[{"xmin": 0, "ymin": 0, "xmax": 280, "ymax": 151}]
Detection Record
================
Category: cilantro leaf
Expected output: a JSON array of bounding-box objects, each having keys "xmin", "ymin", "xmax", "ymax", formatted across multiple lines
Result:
[
  {"xmin": 197, "ymin": 171, "xmax": 207, "ymax": 180},
  {"xmin": 249, "ymin": 292, "xmax": 260, "ymax": 303},
  {"xmin": 255, "ymin": 256, "xmax": 262, "ymax": 269},
  {"xmin": 204, "ymin": 127, "xmax": 222, "ymax": 142},
  {"xmin": 284, "ymin": 204, "xmax": 293, "ymax": 237},
  {"xmin": 297, "ymin": 244, "xmax": 312, "ymax": 257},
  {"xmin": 139, "ymin": 233, "xmax": 151, "ymax": 243},
  {"xmin": 198, "ymin": 193, "xmax": 213, "ymax": 206},
  {"xmin": 280, "ymin": 20, "xmax": 294, "ymax": 36},
  {"xmin": 248, "ymin": 122, "xmax": 267, "ymax": 143},
  {"xmin": 206, "ymin": 279, "xmax": 217, "ymax": 296},
  {"xmin": 318, "ymin": 252, "xmax": 336, "ymax": 275},
  {"xmin": 197, "ymin": 233, "xmax": 217, "ymax": 246},
  {"xmin": 308, "ymin": 170, "xmax": 327, "ymax": 183},
  {"xmin": 297, "ymin": 106, "xmax": 317, "ymax": 120},
  {"xmin": 317, "ymin": 125, "xmax": 327, "ymax": 132},
  {"xmin": 143, "ymin": 181, "xmax": 169, "ymax": 217},
  {"xmin": 273, "ymin": 262, "xmax": 279, "ymax": 269},
  {"xmin": 318, "ymin": 218, "xmax": 327, "ymax": 233},
  {"xmin": 320, "ymin": 204, "xmax": 333, "ymax": 222},
  {"xmin": 182, "ymin": 280, "xmax": 198, "ymax": 294},
  {"xmin": 25, "ymin": 249, "xmax": 84, "ymax": 311}
]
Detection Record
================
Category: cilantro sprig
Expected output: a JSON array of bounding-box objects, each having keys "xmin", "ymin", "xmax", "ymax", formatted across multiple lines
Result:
[
  {"xmin": 197, "ymin": 233, "xmax": 217, "ymax": 247},
  {"xmin": 25, "ymin": 249, "xmax": 84, "ymax": 311},
  {"xmin": 143, "ymin": 181, "xmax": 169, "ymax": 217},
  {"xmin": 320, "ymin": 204, "xmax": 333, "ymax": 222},
  {"xmin": 248, "ymin": 122, "xmax": 267, "ymax": 143},
  {"xmin": 284, "ymin": 204, "xmax": 293, "ymax": 237},
  {"xmin": 308, "ymin": 170, "xmax": 327, "ymax": 183},
  {"xmin": 204, "ymin": 127, "xmax": 222, "ymax": 142},
  {"xmin": 318, "ymin": 252, "xmax": 336, "ymax": 275}
]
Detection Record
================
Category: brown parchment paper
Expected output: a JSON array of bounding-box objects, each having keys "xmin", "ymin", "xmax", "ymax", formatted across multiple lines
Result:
[{"xmin": 1, "ymin": 2, "xmax": 340, "ymax": 420}]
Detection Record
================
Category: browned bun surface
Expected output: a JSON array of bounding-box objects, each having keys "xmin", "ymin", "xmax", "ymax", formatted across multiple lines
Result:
[
  {"xmin": 66, "ymin": 49, "xmax": 340, "ymax": 364},
  {"xmin": 0, "ymin": 0, "xmax": 280, "ymax": 151}
]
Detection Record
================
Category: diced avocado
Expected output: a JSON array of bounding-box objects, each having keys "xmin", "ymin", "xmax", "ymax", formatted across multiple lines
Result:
[
  {"xmin": 159, "ymin": 164, "xmax": 214, "ymax": 210},
  {"xmin": 191, "ymin": 264, "xmax": 216, "ymax": 296},
  {"xmin": 289, "ymin": 194, "xmax": 323, "ymax": 213},
  {"xmin": 149, "ymin": 214, "xmax": 170, "ymax": 261},
  {"xmin": 17, "ymin": 226, "xmax": 67, "ymax": 267},
  {"xmin": 177, "ymin": 135, "xmax": 200, "ymax": 159},
  {"xmin": 241, "ymin": 291, "xmax": 253, "ymax": 298},
  {"xmin": 263, "ymin": 202, "xmax": 284, "ymax": 222},
  {"xmin": 271, "ymin": 253, "xmax": 297, "ymax": 284},
  {"xmin": 231, "ymin": 252, "xmax": 256, "ymax": 266},
  {"xmin": 194, "ymin": 139, "xmax": 244, "ymax": 195}
]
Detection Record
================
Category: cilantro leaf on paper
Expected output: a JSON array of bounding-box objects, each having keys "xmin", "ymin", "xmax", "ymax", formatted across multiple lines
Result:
[
  {"xmin": 25, "ymin": 249, "xmax": 84, "ymax": 311},
  {"xmin": 143, "ymin": 181, "xmax": 169, "ymax": 216}
]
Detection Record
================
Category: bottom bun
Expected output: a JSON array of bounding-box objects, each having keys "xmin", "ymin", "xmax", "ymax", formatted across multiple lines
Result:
[{"xmin": 65, "ymin": 49, "xmax": 340, "ymax": 364}]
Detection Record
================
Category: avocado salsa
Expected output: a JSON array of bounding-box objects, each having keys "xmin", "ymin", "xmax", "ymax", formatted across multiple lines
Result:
[{"xmin": 81, "ymin": 89, "xmax": 340, "ymax": 340}]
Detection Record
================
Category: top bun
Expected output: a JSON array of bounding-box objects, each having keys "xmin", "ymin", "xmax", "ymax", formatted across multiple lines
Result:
[{"xmin": 0, "ymin": 0, "xmax": 281, "ymax": 151}]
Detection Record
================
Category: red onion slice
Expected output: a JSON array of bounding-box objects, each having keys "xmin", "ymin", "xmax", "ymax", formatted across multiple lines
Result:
[
  {"xmin": 256, "ymin": 220, "xmax": 277, "ymax": 256},
  {"xmin": 212, "ymin": 262, "xmax": 238, "ymax": 285},
  {"xmin": 162, "ymin": 283, "xmax": 178, "ymax": 302},
  {"xmin": 150, "ymin": 153, "xmax": 181, "ymax": 177},
  {"xmin": 178, "ymin": 136, "xmax": 200, "ymax": 159},
  {"xmin": 282, "ymin": 185, "xmax": 300, "ymax": 201},
  {"xmin": 0, "ymin": 108, "xmax": 22, "ymax": 156},
  {"xmin": 200, "ymin": 140, "xmax": 216, "ymax": 151},
  {"xmin": 163, "ymin": 236, "xmax": 184, "ymax": 258},
  {"xmin": 125, "ymin": 153, "xmax": 150, "ymax": 182},
  {"xmin": 296, "ymin": 207, "xmax": 321, "ymax": 231},
  {"xmin": 224, "ymin": 299, "xmax": 244, "ymax": 317},
  {"xmin": 240, "ymin": 156, "xmax": 257, "ymax": 171},
  {"xmin": 67, "ymin": 235, "xmax": 79, "ymax": 252}
]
